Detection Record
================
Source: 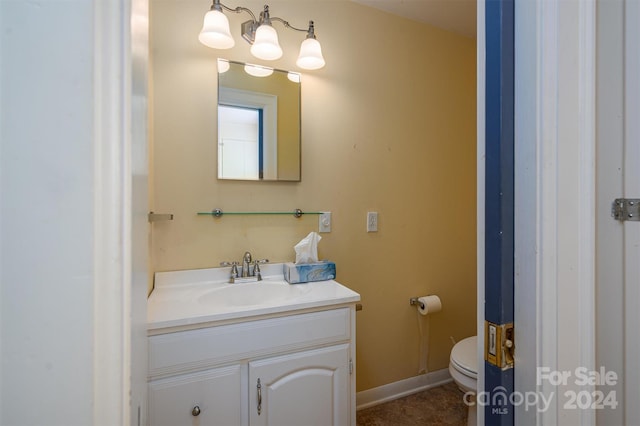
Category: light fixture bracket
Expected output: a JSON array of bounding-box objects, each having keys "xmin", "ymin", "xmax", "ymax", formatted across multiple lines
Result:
[
  {"xmin": 241, "ymin": 20, "xmax": 257, "ymax": 44},
  {"xmin": 305, "ymin": 21, "xmax": 317, "ymax": 39},
  {"xmin": 241, "ymin": 5, "xmax": 273, "ymax": 45}
]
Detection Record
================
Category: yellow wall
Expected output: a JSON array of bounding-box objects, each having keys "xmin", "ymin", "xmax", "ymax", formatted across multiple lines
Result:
[{"xmin": 150, "ymin": 0, "xmax": 476, "ymax": 392}]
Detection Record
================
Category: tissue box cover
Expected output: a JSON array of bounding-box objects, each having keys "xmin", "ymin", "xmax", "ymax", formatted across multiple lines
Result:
[{"xmin": 284, "ymin": 261, "xmax": 336, "ymax": 284}]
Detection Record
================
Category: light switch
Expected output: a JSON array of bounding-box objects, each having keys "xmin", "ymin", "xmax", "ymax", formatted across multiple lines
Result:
[
  {"xmin": 319, "ymin": 212, "xmax": 331, "ymax": 233},
  {"xmin": 367, "ymin": 212, "xmax": 378, "ymax": 232}
]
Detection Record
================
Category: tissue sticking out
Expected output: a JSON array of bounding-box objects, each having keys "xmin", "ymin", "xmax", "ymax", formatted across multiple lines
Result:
[{"xmin": 295, "ymin": 231, "xmax": 321, "ymax": 264}]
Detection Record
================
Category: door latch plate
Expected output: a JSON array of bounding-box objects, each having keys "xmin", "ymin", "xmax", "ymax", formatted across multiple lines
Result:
[{"xmin": 485, "ymin": 321, "xmax": 514, "ymax": 370}]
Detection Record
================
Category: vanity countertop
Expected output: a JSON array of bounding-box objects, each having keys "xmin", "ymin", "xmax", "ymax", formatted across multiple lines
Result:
[{"xmin": 147, "ymin": 263, "xmax": 360, "ymax": 332}]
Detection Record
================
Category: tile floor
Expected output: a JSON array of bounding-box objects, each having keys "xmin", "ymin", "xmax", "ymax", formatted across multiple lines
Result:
[{"xmin": 356, "ymin": 381, "xmax": 468, "ymax": 426}]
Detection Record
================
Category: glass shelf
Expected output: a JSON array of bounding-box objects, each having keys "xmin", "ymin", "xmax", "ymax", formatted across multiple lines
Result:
[{"xmin": 198, "ymin": 208, "xmax": 322, "ymax": 218}]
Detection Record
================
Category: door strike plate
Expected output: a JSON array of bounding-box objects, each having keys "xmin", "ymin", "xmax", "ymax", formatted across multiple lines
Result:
[
  {"xmin": 612, "ymin": 198, "xmax": 640, "ymax": 221},
  {"xmin": 484, "ymin": 321, "xmax": 514, "ymax": 370}
]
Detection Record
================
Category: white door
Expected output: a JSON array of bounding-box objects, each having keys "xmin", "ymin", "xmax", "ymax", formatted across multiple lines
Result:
[
  {"xmin": 621, "ymin": 1, "xmax": 640, "ymax": 422},
  {"xmin": 148, "ymin": 364, "xmax": 243, "ymax": 426},
  {"xmin": 249, "ymin": 344, "xmax": 350, "ymax": 426},
  {"xmin": 512, "ymin": 0, "xmax": 598, "ymax": 424},
  {"xmin": 596, "ymin": 0, "xmax": 640, "ymax": 425}
]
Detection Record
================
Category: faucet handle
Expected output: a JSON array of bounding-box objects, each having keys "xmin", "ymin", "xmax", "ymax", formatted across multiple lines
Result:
[
  {"xmin": 220, "ymin": 261, "xmax": 240, "ymax": 283},
  {"xmin": 253, "ymin": 259, "xmax": 269, "ymax": 281}
]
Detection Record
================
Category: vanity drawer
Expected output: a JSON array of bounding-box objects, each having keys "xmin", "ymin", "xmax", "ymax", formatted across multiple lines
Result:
[{"xmin": 149, "ymin": 307, "xmax": 351, "ymax": 377}]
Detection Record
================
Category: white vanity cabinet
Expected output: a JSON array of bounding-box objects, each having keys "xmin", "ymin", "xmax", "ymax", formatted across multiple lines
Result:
[{"xmin": 147, "ymin": 306, "xmax": 357, "ymax": 426}]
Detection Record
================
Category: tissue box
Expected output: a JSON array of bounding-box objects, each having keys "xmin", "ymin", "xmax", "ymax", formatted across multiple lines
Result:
[{"xmin": 284, "ymin": 261, "xmax": 336, "ymax": 284}]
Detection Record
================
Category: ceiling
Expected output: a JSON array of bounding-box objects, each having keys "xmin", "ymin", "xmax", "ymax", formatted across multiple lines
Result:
[{"xmin": 351, "ymin": 0, "xmax": 477, "ymax": 38}]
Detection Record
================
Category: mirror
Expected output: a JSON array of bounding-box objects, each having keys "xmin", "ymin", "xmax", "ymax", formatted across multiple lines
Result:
[{"xmin": 217, "ymin": 59, "xmax": 301, "ymax": 181}]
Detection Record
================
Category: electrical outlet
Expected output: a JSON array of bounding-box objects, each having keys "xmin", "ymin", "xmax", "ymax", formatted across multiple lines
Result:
[
  {"xmin": 367, "ymin": 212, "xmax": 378, "ymax": 232},
  {"xmin": 319, "ymin": 212, "xmax": 332, "ymax": 233}
]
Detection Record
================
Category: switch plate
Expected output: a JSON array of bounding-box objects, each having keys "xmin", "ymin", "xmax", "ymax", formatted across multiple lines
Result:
[
  {"xmin": 367, "ymin": 212, "xmax": 378, "ymax": 232},
  {"xmin": 319, "ymin": 212, "xmax": 332, "ymax": 233}
]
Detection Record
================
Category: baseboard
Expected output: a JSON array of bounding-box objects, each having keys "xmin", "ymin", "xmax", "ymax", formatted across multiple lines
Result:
[{"xmin": 356, "ymin": 368, "xmax": 452, "ymax": 410}]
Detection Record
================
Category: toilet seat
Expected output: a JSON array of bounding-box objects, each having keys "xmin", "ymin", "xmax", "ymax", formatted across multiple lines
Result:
[{"xmin": 450, "ymin": 336, "xmax": 477, "ymax": 379}]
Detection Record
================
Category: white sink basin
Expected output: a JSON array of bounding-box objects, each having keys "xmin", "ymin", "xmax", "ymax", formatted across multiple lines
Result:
[
  {"xmin": 147, "ymin": 263, "xmax": 360, "ymax": 331},
  {"xmin": 197, "ymin": 280, "xmax": 313, "ymax": 307}
]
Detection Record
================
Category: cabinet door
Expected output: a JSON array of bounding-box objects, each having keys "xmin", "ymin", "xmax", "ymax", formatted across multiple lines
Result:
[
  {"xmin": 249, "ymin": 344, "xmax": 350, "ymax": 426},
  {"xmin": 148, "ymin": 364, "xmax": 243, "ymax": 426}
]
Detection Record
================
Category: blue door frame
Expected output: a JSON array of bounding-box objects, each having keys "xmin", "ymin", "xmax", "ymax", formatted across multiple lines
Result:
[{"xmin": 484, "ymin": 0, "xmax": 514, "ymax": 423}]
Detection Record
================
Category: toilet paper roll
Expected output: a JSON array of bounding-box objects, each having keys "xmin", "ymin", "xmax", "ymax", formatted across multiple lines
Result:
[{"xmin": 417, "ymin": 295, "xmax": 442, "ymax": 315}]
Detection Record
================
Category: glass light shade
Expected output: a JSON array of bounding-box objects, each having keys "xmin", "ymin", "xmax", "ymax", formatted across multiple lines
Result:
[
  {"xmin": 244, "ymin": 64, "xmax": 274, "ymax": 77},
  {"xmin": 198, "ymin": 9, "xmax": 235, "ymax": 49},
  {"xmin": 296, "ymin": 37, "xmax": 325, "ymax": 70},
  {"xmin": 250, "ymin": 24, "xmax": 283, "ymax": 60}
]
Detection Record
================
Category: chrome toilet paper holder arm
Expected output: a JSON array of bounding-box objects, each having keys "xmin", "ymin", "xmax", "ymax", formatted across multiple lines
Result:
[{"xmin": 409, "ymin": 297, "xmax": 425, "ymax": 310}]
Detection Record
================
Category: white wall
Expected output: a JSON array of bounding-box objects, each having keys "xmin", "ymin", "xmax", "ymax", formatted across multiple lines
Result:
[
  {"xmin": 1, "ymin": 1, "xmax": 146, "ymax": 424},
  {"xmin": 1, "ymin": 1, "xmax": 95, "ymax": 423}
]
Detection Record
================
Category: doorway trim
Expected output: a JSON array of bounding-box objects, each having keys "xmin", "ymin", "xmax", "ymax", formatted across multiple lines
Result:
[
  {"xmin": 513, "ymin": 0, "xmax": 597, "ymax": 424},
  {"xmin": 92, "ymin": 0, "xmax": 150, "ymax": 425},
  {"xmin": 475, "ymin": 1, "xmax": 486, "ymax": 423},
  {"xmin": 93, "ymin": 0, "xmax": 133, "ymax": 422}
]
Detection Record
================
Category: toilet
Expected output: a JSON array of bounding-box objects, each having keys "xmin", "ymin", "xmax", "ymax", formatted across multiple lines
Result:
[{"xmin": 449, "ymin": 336, "xmax": 478, "ymax": 426}]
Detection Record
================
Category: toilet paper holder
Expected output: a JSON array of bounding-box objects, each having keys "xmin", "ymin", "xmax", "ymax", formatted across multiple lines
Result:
[{"xmin": 409, "ymin": 297, "xmax": 425, "ymax": 310}]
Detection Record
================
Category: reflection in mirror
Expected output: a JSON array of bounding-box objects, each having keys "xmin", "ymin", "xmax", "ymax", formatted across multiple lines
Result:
[{"xmin": 217, "ymin": 59, "xmax": 301, "ymax": 181}]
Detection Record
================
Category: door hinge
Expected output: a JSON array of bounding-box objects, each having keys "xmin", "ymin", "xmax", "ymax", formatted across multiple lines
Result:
[
  {"xmin": 349, "ymin": 359, "xmax": 353, "ymax": 375},
  {"xmin": 612, "ymin": 198, "xmax": 640, "ymax": 221},
  {"xmin": 485, "ymin": 321, "xmax": 514, "ymax": 370}
]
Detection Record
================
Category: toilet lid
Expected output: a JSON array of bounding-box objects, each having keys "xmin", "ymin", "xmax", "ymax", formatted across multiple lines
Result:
[{"xmin": 451, "ymin": 336, "xmax": 477, "ymax": 378}]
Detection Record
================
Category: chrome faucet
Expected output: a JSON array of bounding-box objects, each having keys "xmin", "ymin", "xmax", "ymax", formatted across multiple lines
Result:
[
  {"xmin": 221, "ymin": 252, "xmax": 269, "ymax": 283},
  {"xmin": 241, "ymin": 251, "xmax": 252, "ymax": 278},
  {"xmin": 253, "ymin": 258, "xmax": 269, "ymax": 280},
  {"xmin": 219, "ymin": 261, "xmax": 239, "ymax": 283}
]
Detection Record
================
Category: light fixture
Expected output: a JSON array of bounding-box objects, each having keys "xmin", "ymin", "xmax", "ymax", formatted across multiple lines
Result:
[
  {"xmin": 250, "ymin": 18, "xmax": 283, "ymax": 60},
  {"xmin": 199, "ymin": 2, "xmax": 235, "ymax": 49},
  {"xmin": 199, "ymin": 0, "xmax": 326, "ymax": 70},
  {"xmin": 296, "ymin": 21, "xmax": 325, "ymax": 70}
]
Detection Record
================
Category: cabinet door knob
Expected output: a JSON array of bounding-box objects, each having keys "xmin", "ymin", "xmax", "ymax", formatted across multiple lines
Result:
[{"xmin": 192, "ymin": 405, "xmax": 201, "ymax": 416}]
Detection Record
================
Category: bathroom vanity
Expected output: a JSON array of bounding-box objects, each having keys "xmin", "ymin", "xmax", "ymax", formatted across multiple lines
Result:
[{"xmin": 147, "ymin": 263, "xmax": 360, "ymax": 426}]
